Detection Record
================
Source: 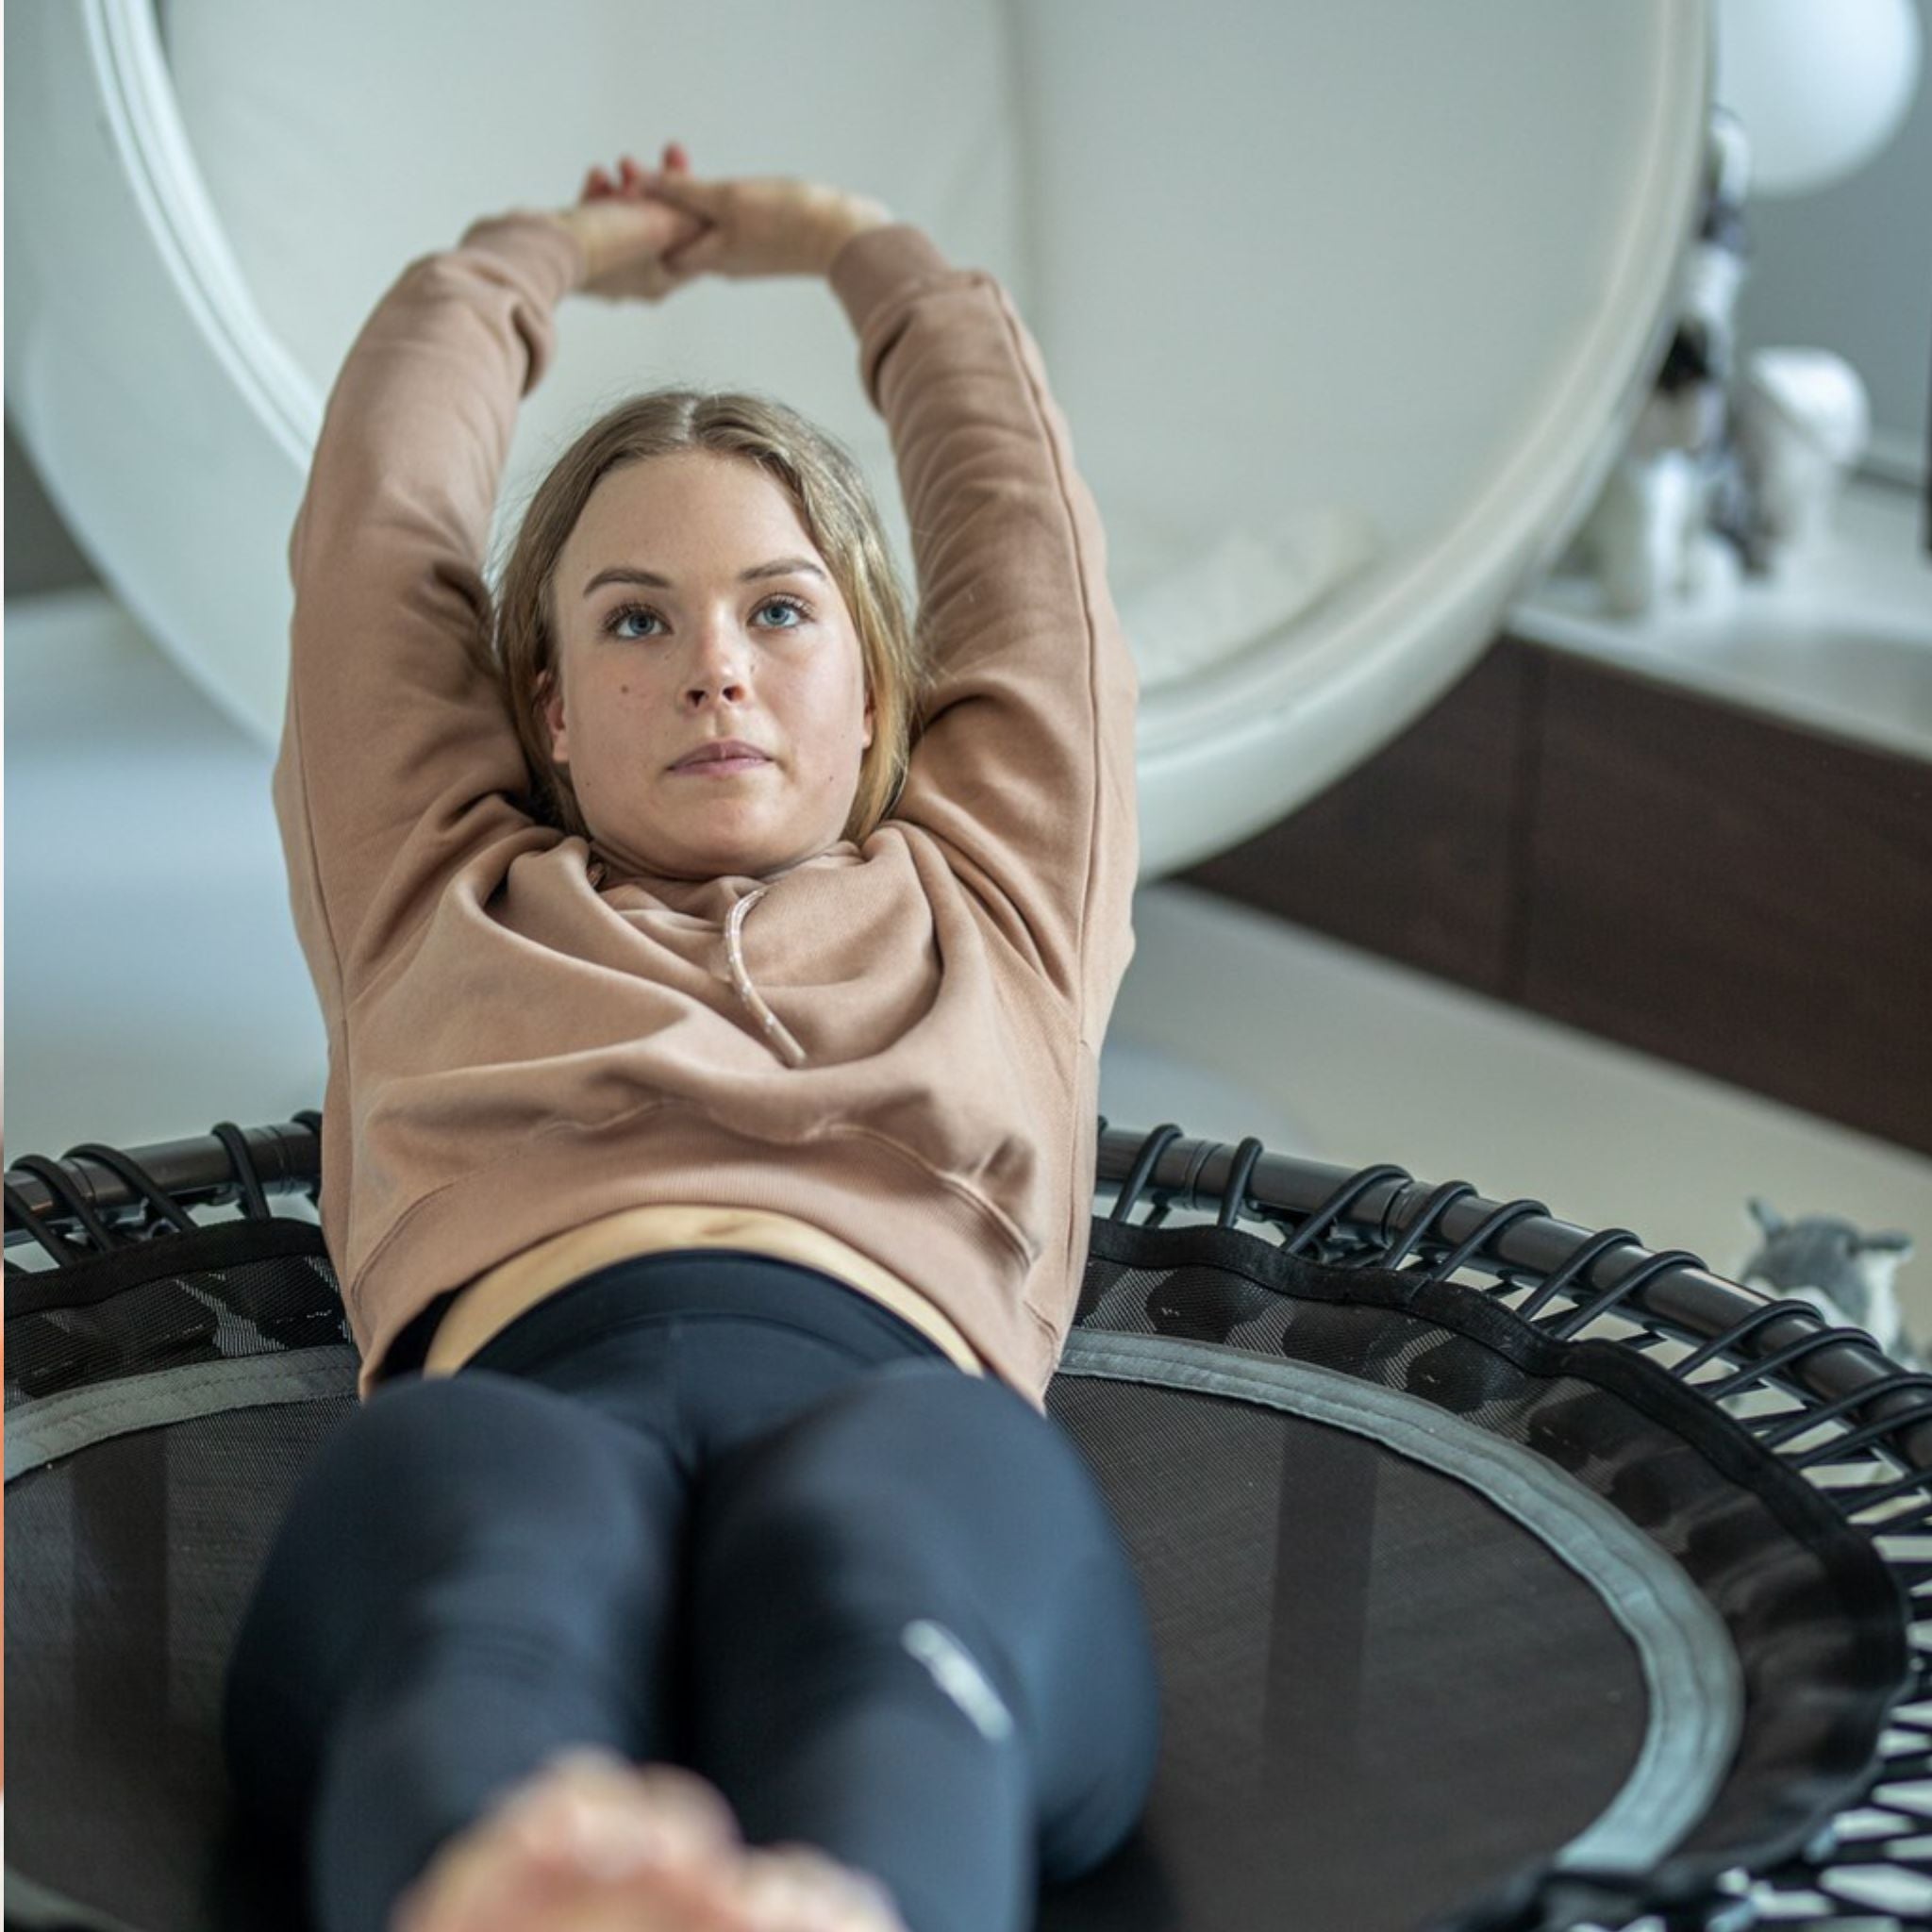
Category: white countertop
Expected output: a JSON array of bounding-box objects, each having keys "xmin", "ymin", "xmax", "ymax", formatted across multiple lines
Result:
[{"xmin": 1508, "ymin": 475, "xmax": 1932, "ymax": 764}]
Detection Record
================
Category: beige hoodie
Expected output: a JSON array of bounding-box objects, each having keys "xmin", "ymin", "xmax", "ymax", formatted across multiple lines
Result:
[{"xmin": 274, "ymin": 208, "xmax": 1140, "ymax": 1411}]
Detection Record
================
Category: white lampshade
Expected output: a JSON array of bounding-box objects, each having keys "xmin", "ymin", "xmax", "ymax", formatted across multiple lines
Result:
[{"xmin": 1716, "ymin": 0, "xmax": 1924, "ymax": 195}]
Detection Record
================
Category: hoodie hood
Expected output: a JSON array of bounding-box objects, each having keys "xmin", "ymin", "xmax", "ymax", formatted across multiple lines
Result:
[{"xmin": 584, "ymin": 841, "xmax": 869, "ymax": 1070}]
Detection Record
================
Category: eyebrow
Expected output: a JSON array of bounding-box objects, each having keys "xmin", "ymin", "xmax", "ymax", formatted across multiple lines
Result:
[{"xmin": 581, "ymin": 557, "xmax": 826, "ymax": 598}]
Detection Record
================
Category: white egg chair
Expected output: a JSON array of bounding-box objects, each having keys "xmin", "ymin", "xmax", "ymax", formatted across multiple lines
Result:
[{"xmin": 7, "ymin": 0, "xmax": 1708, "ymax": 874}]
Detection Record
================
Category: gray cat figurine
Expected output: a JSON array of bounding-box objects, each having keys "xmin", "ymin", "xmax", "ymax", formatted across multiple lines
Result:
[{"xmin": 1740, "ymin": 1198, "xmax": 1920, "ymax": 1368}]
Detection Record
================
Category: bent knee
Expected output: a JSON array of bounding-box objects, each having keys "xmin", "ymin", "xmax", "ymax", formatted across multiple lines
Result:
[{"xmin": 694, "ymin": 1358, "xmax": 1126, "ymax": 1624}]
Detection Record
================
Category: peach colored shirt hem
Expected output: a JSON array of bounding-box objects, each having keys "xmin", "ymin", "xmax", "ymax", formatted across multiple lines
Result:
[{"xmin": 421, "ymin": 1203, "xmax": 989, "ymax": 1380}]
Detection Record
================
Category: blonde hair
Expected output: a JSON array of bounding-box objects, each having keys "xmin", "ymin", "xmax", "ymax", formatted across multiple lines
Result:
[{"xmin": 492, "ymin": 387, "xmax": 928, "ymax": 849}]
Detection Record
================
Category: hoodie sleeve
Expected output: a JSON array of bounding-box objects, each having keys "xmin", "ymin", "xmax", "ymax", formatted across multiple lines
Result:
[
  {"xmin": 827, "ymin": 225, "xmax": 1141, "ymax": 1037},
  {"xmin": 272, "ymin": 210, "xmax": 587, "ymax": 1013}
]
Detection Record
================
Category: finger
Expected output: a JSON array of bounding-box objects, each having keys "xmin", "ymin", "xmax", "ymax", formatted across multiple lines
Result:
[
  {"xmin": 622, "ymin": 154, "xmax": 679, "ymax": 197},
  {"xmin": 660, "ymin": 224, "xmax": 720, "ymax": 271},
  {"xmin": 626, "ymin": 1765, "xmax": 743, "ymax": 1849},
  {"xmin": 657, "ymin": 208, "xmax": 708, "ymax": 253},
  {"xmin": 637, "ymin": 168, "xmax": 715, "ymax": 213},
  {"xmin": 655, "ymin": 247, "xmax": 711, "ymax": 289},
  {"xmin": 599, "ymin": 201, "xmax": 695, "ymax": 256},
  {"xmin": 647, "ymin": 206, "xmax": 707, "ymax": 250}
]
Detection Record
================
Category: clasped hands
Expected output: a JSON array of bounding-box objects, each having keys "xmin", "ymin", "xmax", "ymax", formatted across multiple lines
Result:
[{"xmin": 545, "ymin": 142, "xmax": 892, "ymax": 302}]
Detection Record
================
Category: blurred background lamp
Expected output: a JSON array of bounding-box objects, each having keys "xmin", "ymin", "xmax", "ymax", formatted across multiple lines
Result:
[{"xmin": 1716, "ymin": 0, "xmax": 1924, "ymax": 195}]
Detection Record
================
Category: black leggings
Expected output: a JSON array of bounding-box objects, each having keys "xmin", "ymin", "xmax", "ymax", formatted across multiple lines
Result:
[{"xmin": 222, "ymin": 1251, "xmax": 1162, "ymax": 1932}]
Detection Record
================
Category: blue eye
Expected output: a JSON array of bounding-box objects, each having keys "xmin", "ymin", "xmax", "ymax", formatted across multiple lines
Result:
[
  {"xmin": 605, "ymin": 602, "xmax": 660, "ymax": 640},
  {"xmin": 758, "ymin": 594, "xmax": 809, "ymax": 626},
  {"xmin": 602, "ymin": 594, "xmax": 811, "ymax": 640}
]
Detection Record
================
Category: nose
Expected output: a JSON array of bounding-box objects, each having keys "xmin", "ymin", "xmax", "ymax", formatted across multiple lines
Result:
[{"xmin": 682, "ymin": 616, "xmax": 752, "ymax": 708}]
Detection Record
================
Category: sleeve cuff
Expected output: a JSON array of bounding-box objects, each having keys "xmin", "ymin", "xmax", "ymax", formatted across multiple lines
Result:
[
  {"xmin": 826, "ymin": 222, "xmax": 963, "ymax": 338},
  {"xmin": 455, "ymin": 208, "xmax": 589, "ymax": 305}
]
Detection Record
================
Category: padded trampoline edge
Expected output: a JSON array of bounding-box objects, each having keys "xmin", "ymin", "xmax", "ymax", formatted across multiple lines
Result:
[
  {"xmin": 4, "ymin": 1345, "xmax": 360, "ymax": 1481},
  {"xmin": 1057, "ymin": 1328, "xmax": 1745, "ymax": 1879}
]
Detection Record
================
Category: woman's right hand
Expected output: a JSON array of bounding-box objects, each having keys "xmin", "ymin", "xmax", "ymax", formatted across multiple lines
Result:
[{"xmin": 605, "ymin": 158, "xmax": 893, "ymax": 281}]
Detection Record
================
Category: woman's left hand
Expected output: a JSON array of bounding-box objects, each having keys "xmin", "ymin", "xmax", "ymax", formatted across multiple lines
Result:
[{"xmin": 553, "ymin": 143, "xmax": 708, "ymax": 303}]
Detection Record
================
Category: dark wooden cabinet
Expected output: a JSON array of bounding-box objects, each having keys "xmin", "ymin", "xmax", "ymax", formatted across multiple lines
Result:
[{"xmin": 1181, "ymin": 636, "xmax": 1932, "ymax": 1155}]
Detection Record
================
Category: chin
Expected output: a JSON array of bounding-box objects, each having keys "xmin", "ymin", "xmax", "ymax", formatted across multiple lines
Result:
[{"xmin": 677, "ymin": 837, "xmax": 789, "ymax": 879}]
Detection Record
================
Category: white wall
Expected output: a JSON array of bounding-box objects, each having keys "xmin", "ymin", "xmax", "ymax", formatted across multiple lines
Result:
[{"xmin": 1725, "ymin": 0, "xmax": 1932, "ymax": 489}]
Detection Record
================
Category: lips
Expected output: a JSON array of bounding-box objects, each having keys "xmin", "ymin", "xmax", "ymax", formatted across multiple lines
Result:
[{"xmin": 673, "ymin": 739, "xmax": 772, "ymax": 771}]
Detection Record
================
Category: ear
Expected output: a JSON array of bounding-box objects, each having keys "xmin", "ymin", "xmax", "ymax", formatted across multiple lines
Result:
[
  {"xmin": 1748, "ymin": 1197, "xmax": 1784, "ymax": 1238},
  {"xmin": 862, "ymin": 689, "xmax": 875, "ymax": 751},
  {"xmin": 537, "ymin": 666, "xmax": 569, "ymax": 764}
]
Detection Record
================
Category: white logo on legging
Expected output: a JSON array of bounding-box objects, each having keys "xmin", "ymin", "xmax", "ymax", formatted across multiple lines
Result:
[{"xmin": 900, "ymin": 1619, "xmax": 1015, "ymax": 1742}]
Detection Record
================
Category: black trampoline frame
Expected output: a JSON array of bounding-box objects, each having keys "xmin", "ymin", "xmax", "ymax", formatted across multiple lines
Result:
[{"xmin": 8, "ymin": 1112, "xmax": 1932, "ymax": 1931}]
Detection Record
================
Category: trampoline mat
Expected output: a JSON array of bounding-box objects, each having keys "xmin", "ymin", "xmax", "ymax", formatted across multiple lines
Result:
[
  {"xmin": 8, "ymin": 1396, "xmax": 355, "ymax": 1930},
  {"xmin": 1040, "ymin": 1377, "xmax": 1654, "ymax": 1932},
  {"xmin": 8, "ymin": 1375, "xmax": 1650, "ymax": 1932}
]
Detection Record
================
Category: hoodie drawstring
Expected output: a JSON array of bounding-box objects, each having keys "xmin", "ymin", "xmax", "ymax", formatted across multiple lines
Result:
[{"xmin": 724, "ymin": 887, "xmax": 808, "ymax": 1068}]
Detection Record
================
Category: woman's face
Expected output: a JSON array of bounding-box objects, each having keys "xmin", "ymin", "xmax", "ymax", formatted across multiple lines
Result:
[{"xmin": 543, "ymin": 450, "xmax": 874, "ymax": 882}]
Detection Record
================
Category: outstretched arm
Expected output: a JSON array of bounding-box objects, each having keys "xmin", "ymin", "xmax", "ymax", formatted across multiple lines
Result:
[
  {"xmin": 624, "ymin": 163, "xmax": 1141, "ymax": 1030},
  {"xmin": 274, "ymin": 170, "xmax": 701, "ymax": 1014},
  {"xmin": 824, "ymin": 224, "xmax": 1141, "ymax": 1034}
]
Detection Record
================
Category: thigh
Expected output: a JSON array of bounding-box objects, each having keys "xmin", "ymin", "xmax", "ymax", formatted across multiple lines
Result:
[
  {"xmin": 222, "ymin": 1369, "xmax": 688, "ymax": 1838},
  {"xmin": 687, "ymin": 1360, "xmax": 1163, "ymax": 1883}
]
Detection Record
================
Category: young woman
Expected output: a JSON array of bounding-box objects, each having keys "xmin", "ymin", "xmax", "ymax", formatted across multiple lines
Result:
[{"xmin": 222, "ymin": 144, "xmax": 1156, "ymax": 1932}]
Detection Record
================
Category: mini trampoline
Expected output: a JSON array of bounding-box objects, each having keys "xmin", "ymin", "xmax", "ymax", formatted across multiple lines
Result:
[{"xmin": 8, "ymin": 1117, "xmax": 1932, "ymax": 1932}]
